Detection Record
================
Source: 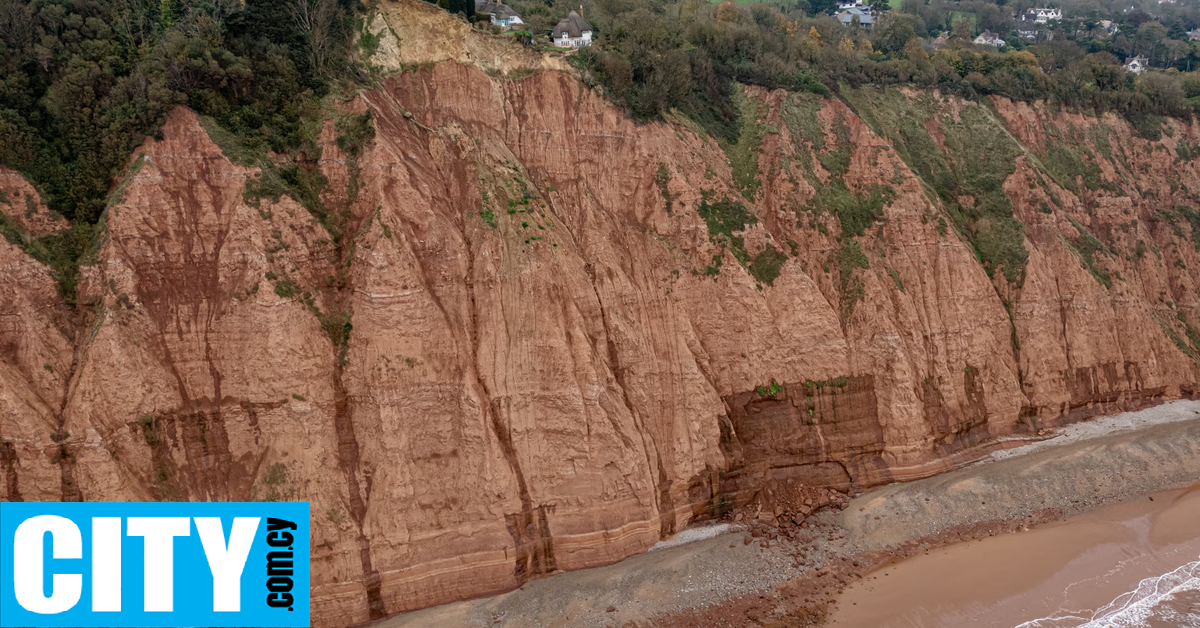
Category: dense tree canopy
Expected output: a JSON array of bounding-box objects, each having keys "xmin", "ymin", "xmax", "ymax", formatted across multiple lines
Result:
[{"xmin": 0, "ymin": 0, "xmax": 360, "ymax": 224}]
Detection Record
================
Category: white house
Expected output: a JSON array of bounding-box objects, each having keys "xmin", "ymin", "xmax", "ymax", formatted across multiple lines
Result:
[
  {"xmin": 974, "ymin": 30, "xmax": 1005, "ymax": 46},
  {"xmin": 1123, "ymin": 56, "xmax": 1149, "ymax": 74},
  {"xmin": 553, "ymin": 11, "xmax": 592, "ymax": 47},
  {"xmin": 837, "ymin": 0, "xmax": 864, "ymax": 10},
  {"xmin": 475, "ymin": 1, "xmax": 524, "ymax": 29},
  {"xmin": 1026, "ymin": 8, "xmax": 1062, "ymax": 23}
]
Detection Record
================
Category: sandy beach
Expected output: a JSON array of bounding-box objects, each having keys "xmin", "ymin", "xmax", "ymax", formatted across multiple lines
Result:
[
  {"xmin": 828, "ymin": 484, "xmax": 1200, "ymax": 627},
  {"xmin": 374, "ymin": 400, "xmax": 1200, "ymax": 628}
]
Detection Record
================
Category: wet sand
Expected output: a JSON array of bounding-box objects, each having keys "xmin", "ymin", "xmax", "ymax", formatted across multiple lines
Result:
[{"xmin": 828, "ymin": 484, "xmax": 1200, "ymax": 628}]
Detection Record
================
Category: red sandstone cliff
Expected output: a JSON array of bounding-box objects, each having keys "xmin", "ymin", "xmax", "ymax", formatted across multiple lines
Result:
[{"xmin": 1, "ymin": 1, "xmax": 1198, "ymax": 624}]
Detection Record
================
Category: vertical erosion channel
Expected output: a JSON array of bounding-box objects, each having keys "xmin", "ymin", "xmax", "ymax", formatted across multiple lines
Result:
[{"xmin": 326, "ymin": 115, "xmax": 385, "ymax": 619}]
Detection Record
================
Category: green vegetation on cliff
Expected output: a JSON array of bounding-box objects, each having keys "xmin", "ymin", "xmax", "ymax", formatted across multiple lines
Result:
[
  {"xmin": 778, "ymin": 91, "xmax": 895, "ymax": 313},
  {"xmin": 567, "ymin": 0, "xmax": 1200, "ymax": 148},
  {"xmin": 1161, "ymin": 205, "xmax": 1200, "ymax": 252},
  {"xmin": 844, "ymin": 87, "xmax": 1028, "ymax": 285},
  {"xmin": 1064, "ymin": 216, "xmax": 1114, "ymax": 289},
  {"xmin": 0, "ymin": 0, "xmax": 364, "ymax": 226}
]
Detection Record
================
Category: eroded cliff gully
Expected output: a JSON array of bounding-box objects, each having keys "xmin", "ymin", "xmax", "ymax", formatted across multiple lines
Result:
[{"xmin": 2, "ymin": 2, "xmax": 1198, "ymax": 624}]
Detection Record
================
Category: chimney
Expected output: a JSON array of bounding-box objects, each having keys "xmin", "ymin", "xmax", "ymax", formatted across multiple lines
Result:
[{"xmin": 579, "ymin": 4, "xmax": 584, "ymax": 17}]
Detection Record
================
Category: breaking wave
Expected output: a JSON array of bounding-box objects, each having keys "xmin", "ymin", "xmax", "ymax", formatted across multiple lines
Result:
[{"xmin": 1015, "ymin": 557, "xmax": 1200, "ymax": 628}]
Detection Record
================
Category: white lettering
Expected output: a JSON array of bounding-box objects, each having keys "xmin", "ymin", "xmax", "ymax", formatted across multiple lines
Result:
[
  {"xmin": 13, "ymin": 515, "xmax": 82, "ymax": 614},
  {"xmin": 126, "ymin": 517, "xmax": 190, "ymax": 612},
  {"xmin": 195, "ymin": 517, "xmax": 260, "ymax": 612},
  {"xmin": 91, "ymin": 517, "xmax": 122, "ymax": 612}
]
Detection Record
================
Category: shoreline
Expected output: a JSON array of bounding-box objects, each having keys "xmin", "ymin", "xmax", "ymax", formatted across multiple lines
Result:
[
  {"xmin": 375, "ymin": 400, "xmax": 1200, "ymax": 628},
  {"xmin": 827, "ymin": 484, "xmax": 1200, "ymax": 627}
]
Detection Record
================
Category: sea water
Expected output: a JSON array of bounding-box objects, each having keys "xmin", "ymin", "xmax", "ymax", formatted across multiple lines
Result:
[{"xmin": 1016, "ymin": 558, "xmax": 1200, "ymax": 628}]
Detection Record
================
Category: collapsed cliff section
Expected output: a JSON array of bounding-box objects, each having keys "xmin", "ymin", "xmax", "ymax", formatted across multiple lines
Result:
[{"xmin": 0, "ymin": 0, "xmax": 1198, "ymax": 622}]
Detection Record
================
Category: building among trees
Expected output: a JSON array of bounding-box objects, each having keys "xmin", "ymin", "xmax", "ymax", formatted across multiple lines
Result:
[
  {"xmin": 974, "ymin": 30, "xmax": 1006, "ymax": 46},
  {"xmin": 837, "ymin": 7, "xmax": 874, "ymax": 27},
  {"xmin": 1123, "ymin": 56, "xmax": 1150, "ymax": 74},
  {"xmin": 1025, "ymin": 8, "xmax": 1062, "ymax": 23},
  {"xmin": 553, "ymin": 10, "xmax": 593, "ymax": 47},
  {"xmin": 474, "ymin": 1, "xmax": 523, "ymax": 29}
]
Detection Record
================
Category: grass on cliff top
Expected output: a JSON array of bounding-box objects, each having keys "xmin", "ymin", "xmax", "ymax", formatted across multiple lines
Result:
[
  {"xmin": 0, "ymin": 155, "xmax": 136, "ymax": 303},
  {"xmin": 842, "ymin": 87, "xmax": 1029, "ymax": 287},
  {"xmin": 780, "ymin": 91, "xmax": 895, "ymax": 315},
  {"xmin": 1036, "ymin": 122, "xmax": 1119, "ymax": 196},
  {"xmin": 203, "ymin": 103, "xmax": 372, "ymax": 365},
  {"xmin": 0, "ymin": 214, "xmax": 94, "ymax": 304},
  {"xmin": 779, "ymin": 92, "xmax": 857, "ymax": 186},
  {"xmin": 199, "ymin": 107, "xmax": 349, "ymax": 241},
  {"xmin": 719, "ymin": 86, "xmax": 770, "ymax": 202}
]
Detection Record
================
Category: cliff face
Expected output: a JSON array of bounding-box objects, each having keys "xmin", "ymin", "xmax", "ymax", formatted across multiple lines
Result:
[{"xmin": 1, "ymin": 1, "xmax": 1198, "ymax": 623}]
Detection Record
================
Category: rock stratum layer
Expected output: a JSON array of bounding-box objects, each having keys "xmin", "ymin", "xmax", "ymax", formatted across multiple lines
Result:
[{"xmin": 2, "ymin": 1, "xmax": 1199, "ymax": 624}]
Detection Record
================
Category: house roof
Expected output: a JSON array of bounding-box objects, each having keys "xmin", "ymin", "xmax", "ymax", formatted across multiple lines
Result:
[
  {"xmin": 475, "ymin": 1, "xmax": 520, "ymax": 20},
  {"xmin": 553, "ymin": 11, "xmax": 592, "ymax": 38},
  {"xmin": 837, "ymin": 8, "xmax": 873, "ymax": 24}
]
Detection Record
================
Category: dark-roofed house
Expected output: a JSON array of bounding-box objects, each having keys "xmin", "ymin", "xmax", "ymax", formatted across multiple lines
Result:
[
  {"xmin": 553, "ymin": 10, "xmax": 593, "ymax": 47},
  {"xmin": 475, "ymin": 1, "xmax": 524, "ymax": 29},
  {"xmin": 836, "ymin": 7, "xmax": 873, "ymax": 27},
  {"xmin": 1016, "ymin": 14, "xmax": 1040, "ymax": 39}
]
